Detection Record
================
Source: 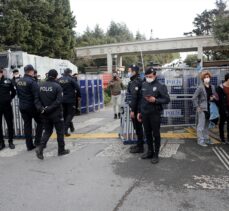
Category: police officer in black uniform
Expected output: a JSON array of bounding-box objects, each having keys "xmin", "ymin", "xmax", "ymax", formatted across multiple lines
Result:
[
  {"xmin": 127, "ymin": 65, "xmax": 144, "ymax": 153},
  {"xmin": 16, "ymin": 65, "xmax": 43, "ymax": 150},
  {"xmin": 138, "ymin": 67, "xmax": 170, "ymax": 164},
  {"xmin": 58, "ymin": 68, "xmax": 80, "ymax": 136},
  {"xmin": 0, "ymin": 68, "xmax": 16, "ymax": 150},
  {"xmin": 35, "ymin": 69, "xmax": 70, "ymax": 160}
]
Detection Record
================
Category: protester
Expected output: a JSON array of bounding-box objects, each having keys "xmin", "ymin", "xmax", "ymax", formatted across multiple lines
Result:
[
  {"xmin": 138, "ymin": 67, "xmax": 170, "ymax": 164},
  {"xmin": 108, "ymin": 71, "xmax": 124, "ymax": 119},
  {"xmin": 192, "ymin": 70, "xmax": 218, "ymax": 147}
]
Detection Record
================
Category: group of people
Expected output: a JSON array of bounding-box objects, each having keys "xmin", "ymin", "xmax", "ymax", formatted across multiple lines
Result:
[
  {"xmin": 0, "ymin": 65, "xmax": 81, "ymax": 160},
  {"xmin": 193, "ymin": 70, "xmax": 229, "ymax": 146}
]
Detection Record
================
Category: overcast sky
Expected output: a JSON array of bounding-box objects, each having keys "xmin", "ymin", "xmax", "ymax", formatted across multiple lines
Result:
[{"xmin": 69, "ymin": 0, "xmax": 224, "ymax": 39}]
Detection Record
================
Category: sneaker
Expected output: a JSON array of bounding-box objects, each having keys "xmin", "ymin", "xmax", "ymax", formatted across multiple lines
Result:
[
  {"xmin": 129, "ymin": 145, "xmax": 144, "ymax": 153},
  {"xmin": 58, "ymin": 149, "xmax": 70, "ymax": 156},
  {"xmin": 27, "ymin": 145, "xmax": 36, "ymax": 151},
  {"xmin": 198, "ymin": 142, "xmax": 208, "ymax": 147},
  {"xmin": 205, "ymin": 139, "xmax": 214, "ymax": 145}
]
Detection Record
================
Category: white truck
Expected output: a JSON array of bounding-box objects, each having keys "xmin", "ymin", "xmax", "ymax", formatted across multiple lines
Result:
[{"xmin": 0, "ymin": 50, "xmax": 78, "ymax": 78}]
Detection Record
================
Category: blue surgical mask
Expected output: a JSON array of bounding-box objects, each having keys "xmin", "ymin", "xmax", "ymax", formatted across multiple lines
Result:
[{"xmin": 127, "ymin": 72, "xmax": 132, "ymax": 78}]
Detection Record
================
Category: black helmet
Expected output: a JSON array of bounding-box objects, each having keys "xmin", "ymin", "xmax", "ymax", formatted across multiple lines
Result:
[{"xmin": 64, "ymin": 68, "xmax": 72, "ymax": 75}]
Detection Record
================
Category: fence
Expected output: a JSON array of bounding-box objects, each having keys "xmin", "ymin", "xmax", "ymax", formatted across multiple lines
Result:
[
  {"xmin": 120, "ymin": 67, "xmax": 229, "ymax": 143},
  {"xmin": 2, "ymin": 74, "xmax": 104, "ymax": 138}
]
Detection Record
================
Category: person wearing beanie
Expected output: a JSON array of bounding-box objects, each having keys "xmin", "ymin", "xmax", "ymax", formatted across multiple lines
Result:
[
  {"xmin": 192, "ymin": 70, "xmax": 218, "ymax": 147},
  {"xmin": 58, "ymin": 68, "xmax": 81, "ymax": 136},
  {"xmin": 0, "ymin": 68, "xmax": 16, "ymax": 150},
  {"xmin": 108, "ymin": 71, "xmax": 124, "ymax": 119},
  {"xmin": 126, "ymin": 65, "xmax": 144, "ymax": 153},
  {"xmin": 35, "ymin": 69, "xmax": 70, "ymax": 159},
  {"xmin": 15, "ymin": 64, "xmax": 43, "ymax": 151},
  {"xmin": 137, "ymin": 67, "xmax": 170, "ymax": 164}
]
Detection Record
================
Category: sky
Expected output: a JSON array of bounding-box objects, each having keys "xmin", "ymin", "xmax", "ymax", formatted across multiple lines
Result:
[{"xmin": 69, "ymin": 0, "xmax": 224, "ymax": 39}]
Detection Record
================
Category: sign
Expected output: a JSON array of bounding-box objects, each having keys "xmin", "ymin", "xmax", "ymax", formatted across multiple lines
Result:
[
  {"xmin": 165, "ymin": 78, "xmax": 183, "ymax": 86},
  {"xmin": 163, "ymin": 109, "xmax": 182, "ymax": 117}
]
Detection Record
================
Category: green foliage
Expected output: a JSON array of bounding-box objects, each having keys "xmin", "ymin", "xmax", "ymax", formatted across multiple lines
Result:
[
  {"xmin": 0, "ymin": 0, "xmax": 76, "ymax": 59},
  {"xmin": 184, "ymin": 54, "xmax": 198, "ymax": 67},
  {"xmin": 104, "ymin": 89, "xmax": 111, "ymax": 105},
  {"xmin": 75, "ymin": 21, "xmax": 179, "ymax": 70},
  {"xmin": 192, "ymin": 0, "xmax": 229, "ymax": 60}
]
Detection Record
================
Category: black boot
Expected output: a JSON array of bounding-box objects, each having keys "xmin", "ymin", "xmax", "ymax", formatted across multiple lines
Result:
[
  {"xmin": 151, "ymin": 155, "xmax": 159, "ymax": 164},
  {"xmin": 58, "ymin": 149, "xmax": 70, "ymax": 156},
  {"xmin": 8, "ymin": 140, "xmax": 15, "ymax": 149},
  {"xmin": 141, "ymin": 151, "xmax": 154, "ymax": 159},
  {"xmin": 114, "ymin": 114, "xmax": 117, "ymax": 119},
  {"xmin": 0, "ymin": 141, "xmax": 5, "ymax": 150},
  {"xmin": 35, "ymin": 146, "xmax": 44, "ymax": 160},
  {"xmin": 69, "ymin": 122, "xmax": 75, "ymax": 132},
  {"xmin": 130, "ymin": 144, "xmax": 144, "ymax": 153}
]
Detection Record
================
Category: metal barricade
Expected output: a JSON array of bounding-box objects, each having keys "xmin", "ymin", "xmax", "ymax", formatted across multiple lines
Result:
[{"xmin": 120, "ymin": 67, "xmax": 229, "ymax": 143}]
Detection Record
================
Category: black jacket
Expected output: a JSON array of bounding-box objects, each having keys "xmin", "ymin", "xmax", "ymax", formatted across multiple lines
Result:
[
  {"xmin": 16, "ymin": 74, "xmax": 39, "ymax": 110},
  {"xmin": 140, "ymin": 78, "xmax": 170, "ymax": 115},
  {"xmin": 216, "ymin": 84, "xmax": 228, "ymax": 114},
  {"xmin": 127, "ymin": 75, "xmax": 142, "ymax": 113},
  {"xmin": 0, "ymin": 76, "xmax": 16, "ymax": 104},
  {"xmin": 58, "ymin": 74, "xmax": 80, "ymax": 104},
  {"xmin": 37, "ymin": 78, "xmax": 63, "ymax": 119}
]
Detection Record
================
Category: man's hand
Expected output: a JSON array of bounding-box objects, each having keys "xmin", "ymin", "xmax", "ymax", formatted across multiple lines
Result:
[
  {"xmin": 145, "ymin": 96, "xmax": 156, "ymax": 103},
  {"xmin": 137, "ymin": 113, "xmax": 142, "ymax": 122},
  {"xmin": 130, "ymin": 111, "xmax": 135, "ymax": 119}
]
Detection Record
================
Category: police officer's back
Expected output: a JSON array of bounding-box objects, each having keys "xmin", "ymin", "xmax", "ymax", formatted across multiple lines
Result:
[
  {"xmin": 36, "ymin": 69, "xmax": 70, "ymax": 160},
  {"xmin": 16, "ymin": 64, "xmax": 43, "ymax": 150},
  {"xmin": 0, "ymin": 68, "xmax": 16, "ymax": 150},
  {"xmin": 58, "ymin": 68, "xmax": 80, "ymax": 136}
]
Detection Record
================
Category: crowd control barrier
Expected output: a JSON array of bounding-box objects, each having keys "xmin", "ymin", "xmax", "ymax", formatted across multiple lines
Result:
[
  {"xmin": 2, "ymin": 74, "xmax": 104, "ymax": 138},
  {"xmin": 120, "ymin": 67, "xmax": 229, "ymax": 144}
]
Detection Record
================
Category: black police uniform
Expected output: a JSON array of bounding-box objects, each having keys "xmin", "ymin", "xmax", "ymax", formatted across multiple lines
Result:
[
  {"xmin": 0, "ymin": 76, "xmax": 16, "ymax": 149},
  {"xmin": 127, "ymin": 74, "xmax": 144, "ymax": 153},
  {"xmin": 140, "ymin": 78, "xmax": 170, "ymax": 162},
  {"xmin": 58, "ymin": 74, "xmax": 80, "ymax": 135},
  {"xmin": 16, "ymin": 74, "xmax": 43, "ymax": 150},
  {"xmin": 36, "ymin": 77, "xmax": 69, "ymax": 158}
]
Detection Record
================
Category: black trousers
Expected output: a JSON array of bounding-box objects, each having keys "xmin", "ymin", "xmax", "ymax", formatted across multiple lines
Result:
[
  {"xmin": 142, "ymin": 113, "xmax": 161, "ymax": 156},
  {"xmin": 40, "ymin": 117, "xmax": 65, "ymax": 151},
  {"xmin": 0, "ymin": 103, "xmax": 14, "ymax": 143},
  {"xmin": 219, "ymin": 112, "xmax": 229, "ymax": 141},
  {"xmin": 62, "ymin": 103, "xmax": 75, "ymax": 133},
  {"xmin": 131, "ymin": 112, "xmax": 144, "ymax": 145},
  {"xmin": 20, "ymin": 108, "xmax": 43, "ymax": 149}
]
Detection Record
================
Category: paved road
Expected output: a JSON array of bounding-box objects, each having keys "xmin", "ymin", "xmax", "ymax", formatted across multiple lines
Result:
[{"xmin": 0, "ymin": 107, "xmax": 228, "ymax": 211}]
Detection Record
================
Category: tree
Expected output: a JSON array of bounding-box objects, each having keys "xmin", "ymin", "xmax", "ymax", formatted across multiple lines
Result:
[
  {"xmin": 0, "ymin": 0, "xmax": 76, "ymax": 59},
  {"xmin": 184, "ymin": 54, "xmax": 199, "ymax": 67}
]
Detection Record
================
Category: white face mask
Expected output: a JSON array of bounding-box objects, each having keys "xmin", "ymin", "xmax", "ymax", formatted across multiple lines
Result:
[
  {"xmin": 204, "ymin": 78, "xmax": 210, "ymax": 84},
  {"xmin": 146, "ymin": 78, "xmax": 155, "ymax": 83}
]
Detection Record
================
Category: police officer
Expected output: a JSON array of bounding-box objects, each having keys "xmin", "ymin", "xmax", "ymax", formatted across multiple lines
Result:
[
  {"xmin": 12, "ymin": 69, "xmax": 21, "ymax": 84},
  {"xmin": 58, "ymin": 68, "xmax": 80, "ymax": 136},
  {"xmin": 138, "ymin": 67, "xmax": 170, "ymax": 164},
  {"xmin": 16, "ymin": 64, "xmax": 43, "ymax": 150},
  {"xmin": 35, "ymin": 69, "xmax": 70, "ymax": 160},
  {"xmin": 0, "ymin": 68, "xmax": 16, "ymax": 150},
  {"xmin": 127, "ymin": 65, "xmax": 144, "ymax": 153}
]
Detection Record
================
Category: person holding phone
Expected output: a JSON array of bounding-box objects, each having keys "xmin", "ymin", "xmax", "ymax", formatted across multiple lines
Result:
[{"xmin": 137, "ymin": 67, "xmax": 170, "ymax": 164}]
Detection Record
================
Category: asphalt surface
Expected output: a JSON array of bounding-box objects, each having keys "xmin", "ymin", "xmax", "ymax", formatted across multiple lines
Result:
[{"xmin": 0, "ymin": 107, "xmax": 229, "ymax": 211}]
